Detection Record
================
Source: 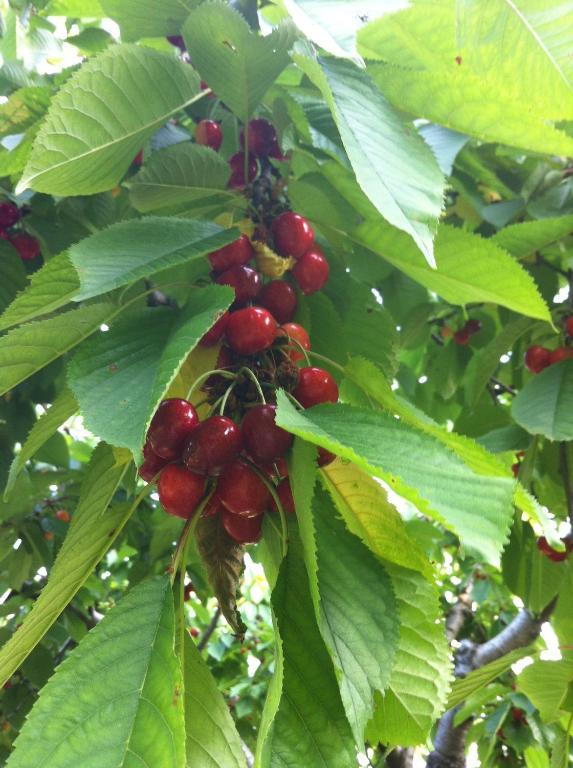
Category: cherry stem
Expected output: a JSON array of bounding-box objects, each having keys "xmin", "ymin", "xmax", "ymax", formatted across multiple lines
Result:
[
  {"xmin": 307, "ymin": 350, "xmax": 345, "ymax": 374},
  {"xmin": 219, "ymin": 380, "xmax": 237, "ymax": 416},
  {"xmin": 238, "ymin": 366, "xmax": 266, "ymax": 404},
  {"xmin": 246, "ymin": 461, "xmax": 288, "ymax": 558},
  {"xmin": 282, "ymin": 334, "xmax": 310, "ymax": 366},
  {"xmin": 185, "ymin": 369, "xmax": 236, "ymax": 400},
  {"xmin": 284, "ymin": 390, "xmax": 304, "ymax": 410}
]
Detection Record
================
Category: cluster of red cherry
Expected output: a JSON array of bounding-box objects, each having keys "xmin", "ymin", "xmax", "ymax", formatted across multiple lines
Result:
[
  {"xmin": 139, "ymin": 215, "xmax": 336, "ymax": 544},
  {"xmin": 0, "ymin": 201, "xmax": 40, "ymax": 261},
  {"xmin": 524, "ymin": 317, "xmax": 573, "ymax": 373}
]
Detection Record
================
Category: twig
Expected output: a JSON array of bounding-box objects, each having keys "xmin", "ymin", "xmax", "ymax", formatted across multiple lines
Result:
[{"xmin": 197, "ymin": 606, "xmax": 222, "ymax": 651}]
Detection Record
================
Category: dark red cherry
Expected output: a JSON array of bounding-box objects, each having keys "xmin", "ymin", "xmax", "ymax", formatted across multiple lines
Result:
[
  {"xmin": 274, "ymin": 478, "xmax": 295, "ymax": 515},
  {"xmin": 132, "ymin": 149, "xmax": 143, "ymax": 167},
  {"xmin": 292, "ymin": 246, "xmax": 329, "ymax": 295},
  {"xmin": 195, "ymin": 119, "xmax": 223, "ymax": 151},
  {"xmin": 549, "ymin": 347, "xmax": 573, "ymax": 365},
  {"xmin": 199, "ymin": 312, "xmax": 229, "ymax": 347},
  {"xmin": 259, "ymin": 280, "xmax": 297, "ymax": 324},
  {"xmin": 203, "ymin": 345, "xmax": 235, "ymax": 391},
  {"xmin": 241, "ymin": 119, "xmax": 278, "ymax": 157},
  {"xmin": 464, "ymin": 319, "xmax": 482, "ymax": 335},
  {"xmin": 537, "ymin": 536, "xmax": 569, "ymax": 562},
  {"xmin": 183, "ymin": 415, "xmax": 242, "ymax": 476},
  {"xmin": 216, "ymin": 265, "xmax": 262, "ymax": 306},
  {"xmin": 511, "ymin": 462, "xmax": 520, "ymax": 478},
  {"xmin": 317, "ymin": 448, "xmax": 336, "ymax": 467},
  {"xmin": 225, "ymin": 306, "xmax": 277, "ymax": 355},
  {"xmin": 0, "ymin": 202, "xmax": 20, "ymax": 229},
  {"xmin": 208, "ymin": 234, "xmax": 254, "ymax": 273},
  {"xmin": 278, "ymin": 322, "xmax": 311, "ymax": 363},
  {"xmin": 203, "ymin": 494, "xmax": 222, "ymax": 518},
  {"xmin": 242, "ymin": 404, "xmax": 293, "ymax": 463},
  {"xmin": 218, "ymin": 460, "xmax": 271, "ymax": 517},
  {"xmin": 158, "ymin": 464, "xmax": 205, "ymax": 519},
  {"xmin": 221, "ymin": 508, "xmax": 263, "ymax": 544},
  {"xmin": 10, "ymin": 232, "xmax": 40, "ymax": 261},
  {"xmin": 524, "ymin": 345, "xmax": 551, "ymax": 373},
  {"xmin": 453, "ymin": 328, "xmax": 471, "ymax": 345},
  {"xmin": 272, "ymin": 212, "xmax": 314, "ymax": 259},
  {"xmin": 167, "ymin": 35, "xmax": 186, "ymax": 50},
  {"xmin": 293, "ymin": 367, "xmax": 338, "ymax": 408},
  {"xmin": 147, "ymin": 398, "xmax": 199, "ymax": 460},
  {"xmin": 138, "ymin": 442, "xmax": 169, "ymax": 482},
  {"xmin": 228, "ymin": 152, "xmax": 257, "ymax": 188},
  {"xmin": 566, "ymin": 317, "xmax": 573, "ymax": 338}
]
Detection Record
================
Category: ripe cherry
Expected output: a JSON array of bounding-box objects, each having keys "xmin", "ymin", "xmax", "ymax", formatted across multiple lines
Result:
[
  {"xmin": 10, "ymin": 232, "xmax": 40, "ymax": 261},
  {"xmin": 292, "ymin": 246, "xmax": 329, "ymax": 295},
  {"xmin": 218, "ymin": 460, "xmax": 271, "ymax": 517},
  {"xmin": 228, "ymin": 152, "xmax": 257, "ymax": 188},
  {"xmin": 242, "ymin": 404, "xmax": 293, "ymax": 463},
  {"xmin": 524, "ymin": 345, "xmax": 551, "ymax": 373},
  {"xmin": 262, "ymin": 457, "xmax": 288, "ymax": 480},
  {"xmin": 0, "ymin": 202, "xmax": 20, "ymax": 229},
  {"xmin": 147, "ymin": 398, "xmax": 199, "ymax": 460},
  {"xmin": 208, "ymin": 234, "xmax": 254, "ymax": 274},
  {"xmin": 241, "ymin": 119, "xmax": 278, "ymax": 157},
  {"xmin": 274, "ymin": 478, "xmax": 295, "ymax": 515},
  {"xmin": 537, "ymin": 536, "xmax": 569, "ymax": 562},
  {"xmin": 55, "ymin": 509, "xmax": 71, "ymax": 523},
  {"xmin": 259, "ymin": 280, "xmax": 297, "ymax": 324},
  {"xmin": 138, "ymin": 441, "xmax": 169, "ymax": 482},
  {"xmin": 221, "ymin": 508, "xmax": 263, "ymax": 544},
  {"xmin": 278, "ymin": 322, "xmax": 311, "ymax": 362},
  {"xmin": 566, "ymin": 317, "xmax": 573, "ymax": 338},
  {"xmin": 511, "ymin": 462, "xmax": 520, "ymax": 478},
  {"xmin": 167, "ymin": 35, "xmax": 186, "ymax": 50},
  {"xmin": 549, "ymin": 347, "xmax": 573, "ymax": 365},
  {"xmin": 158, "ymin": 464, "xmax": 205, "ymax": 519},
  {"xmin": 453, "ymin": 328, "xmax": 471, "ymax": 345},
  {"xmin": 216, "ymin": 264, "xmax": 262, "ymax": 306},
  {"xmin": 464, "ymin": 319, "xmax": 482, "ymax": 335},
  {"xmin": 199, "ymin": 312, "xmax": 229, "ymax": 347},
  {"xmin": 511, "ymin": 708, "xmax": 526, "ymax": 725},
  {"xmin": 225, "ymin": 306, "xmax": 277, "ymax": 355},
  {"xmin": 272, "ymin": 212, "xmax": 314, "ymax": 259},
  {"xmin": 183, "ymin": 415, "xmax": 242, "ymax": 476},
  {"xmin": 293, "ymin": 367, "xmax": 338, "ymax": 408},
  {"xmin": 317, "ymin": 447, "xmax": 336, "ymax": 467},
  {"xmin": 195, "ymin": 119, "xmax": 223, "ymax": 151},
  {"xmin": 132, "ymin": 150, "xmax": 143, "ymax": 167}
]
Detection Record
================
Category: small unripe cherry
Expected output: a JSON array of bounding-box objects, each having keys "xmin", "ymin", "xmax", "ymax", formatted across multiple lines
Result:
[
  {"xmin": 225, "ymin": 306, "xmax": 277, "ymax": 356},
  {"xmin": 183, "ymin": 415, "xmax": 242, "ymax": 476},
  {"xmin": 158, "ymin": 464, "xmax": 206, "ymax": 519},
  {"xmin": 216, "ymin": 265, "xmax": 262, "ymax": 306},
  {"xmin": 221, "ymin": 508, "xmax": 263, "ymax": 544},
  {"xmin": 524, "ymin": 345, "xmax": 551, "ymax": 374},
  {"xmin": 293, "ymin": 367, "xmax": 338, "ymax": 408},
  {"xmin": 241, "ymin": 119, "xmax": 278, "ymax": 157},
  {"xmin": 292, "ymin": 246, "xmax": 329, "ymax": 295},
  {"xmin": 10, "ymin": 232, "xmax": 40, "ymax": 261},
  {"xmin": 241, "ymin": 404, "xmax": 293, "ymax": 463},
  {"xmin": 272, "ymin": 212, "xmax": 314, "ymax": 259},
  {"xmin": 208, "ymin": 234, "xmax": 254, "ymax": 273},
  {"xmin": 259, "ymin": 280, "xmax": 297, "ymax": 324},
  {"xmin": 199, "ymin": 312, "xmax": 229, "ymax": 347},
  {"xmin": 278, "ymin": 322, "xmax": 311, "ymax": 363},
  {"xmin": 147, "ymin": 398, "xmax": 199, "ymax": 460},
  {"xmin": 195, "ymin": 119, "xmax": 223, "ymax": 151},
  {"xmin": 218, "ymin": 460, "xmax": 271, "ymax": 518},
  {"xmin": 228, "ymin": 152, "xmax": 257, "ymax": 188}
]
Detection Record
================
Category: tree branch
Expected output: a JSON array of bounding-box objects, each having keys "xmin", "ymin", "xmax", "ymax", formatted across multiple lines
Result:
[{"xmin": 197, "ymin": 606, "xmax": 222, "ymax": 651}]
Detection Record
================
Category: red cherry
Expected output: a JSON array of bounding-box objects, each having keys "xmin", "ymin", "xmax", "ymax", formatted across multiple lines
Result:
[
  {"xmin": 200, "ymin": 80, "xmax": 216, "ymax": 100},
  {"xmin": 208, "ymin": 234, "xmax": 254, "ymax": 273},
  {"xmin": 203, "ymin": 494, "xmax": 222, "ymax": 518},
  {"xmin": 132, "ymin": 150, "xmax": 143, "ymax": 167},
  {"xmin": 228, "ymin": 152, "xmax": 257, "ymax": 188},
  {"xmin": 218, "ymin": 460, "xmax": 271, "ymax": 517},
  {"xmin": 259, "ymin": 280, "xmax": 297, "ymax": 324},
  {"xmin": 199, "ymin": 312, "xmax": 229, "ymax": 347},
  {"xmin": 274, "ymin": 478, "xmax": 295, "ymax": 515},
  {"xmin": 158, "ymin": 464, "xmax": 205, "ymax": 519},
  {"xmin": 10, "ymin": 232, "xmax": 40, "ymax": 261},
  {"xmin": 293, "ymin": 367, "xmax": 338, "ymax": 408},
  {"xmin": 278, "ymin": 322, "xmax": 311, "ymax": 362},
  {"xmin": 221, "ymin": 508, "xmax": 263, "ymax": 544},
  {"xmin": 184, "ymin": 582, "xmax": 194, "ymax": 601},
  {"xmin": 216, "ymin": 265, "xmax": 262, "ymax": 306},
  {"xmin": 225, "ymin": 306, "xmax": 277, "ymax": 355},
  {"xmin": 55, "ymin": 509, "xmax": 71, "ymax": 523},
  {"xmin": 241, "ymin": 119, "xmax": 278, "ymax": 157},
  {"xmin": 537, "ymin": 536, "xmax": 568, "ymax": 562},
  {"xmin": 292, "ymin": 246, "xmax": 329, "ymax": 295},
  {"xmin": 195, "ymin": 119, "xmax": 223, "ymax": 151},
  {"xmin": 549, "ymin": 347, "xmax": 573, "ymax": 365},
  {"xmin": 317, "ymin": 448, "xmax": 336, "ymax": 467},
  {"xmin": 138, "ymin": 441, "xmax": 170, "ymax": 482},
  {"xmin": 242, "ymin": 404, "xmax": 293, "ymax": 463},
  {"xmin": 453, "ymin": 328, "xmax": 471, "ymax": 345},
  {"xmin": 511, "ymin": 708, "xmax": 526, "ymax": 725},
  {"xmin": 203, "ymin": 345, "xmax": 236, "ymax": 391},
  {"xmin": 272, "ymin": 212, "xmax": 314, "ymax": 259},
  {"xmin": 566, "ymin": 317, "xmax": 573, "ymax": 338},
  {"xmin": 147, "ymin": 398, "xmax": 199, "ymax": 460},
  {"xmin": 190, "ymin": 627, "xmax": 200, "ymax": 638},
  {"xmin": 167, "ymin": 35, "xmax": 186, "ymax": 50},
  {"xmin": 260, "ymin": 457, "xmax": 289, "ymax": 481},
  {"xmin": 0, "ymin": 229, "xmax": 9, "ymax": 240},
  {"xmin": 524, "ymin": 345, "xmax": 551, "ymax": 373},
  {"xmin": 464, "ymin": 319, "xmax": 482, "ymax": 335},
  {"xmin": 0, "ymin": 202, "xmax": 20, "ymax": 229},
  {"xmin": 511, "ymin": 462, "xmax": 520, "ymax": 478},
  {"xmin": 183, "ymin": 415, "xmax": 242, "ymax": 476}
]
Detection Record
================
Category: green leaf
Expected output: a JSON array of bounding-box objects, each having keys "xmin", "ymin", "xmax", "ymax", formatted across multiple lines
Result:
[
  {"xmin": 512, "ymin": 360, "xmax": 573, "ymax": 441},
  {"xmin": 275, "ymin": 391, "xmax": 514, "ymax": 565},
  {"xmin": 0, "ymin": 86, "xmax": 51, "ymax": 138},
  {"xmin": 69, "ymin": 217, "xmax": 237, "ymax": 302},
  {"xmin": 101, "ymin": 0, "xmax": 196, "ymax": 41},
  {"xmin": 519, "ymin": 656, "xmax": 573, "ymax": 721},
  {"xmin": 0, "ymin": 444, "xmax": 131, "ymax": 685},
  {"xmin": 184, "ymin": 634, "xmax": 247, "ymax": 768},
  {"xmin": 0, "ymin": 243, "xmax": 27, "ymax": 315},
  {"xmin": 524, "ymin": 746, "xmax": 551, "ymax": 768},
  {"xmin": 68, "ymin": 288, "xmax": 233, "ymax": 456},
  {"xmin": 4, "ymin": 388, "xmax": 77, "ymax": 499},
  {"xmin": 6, "ymin": 576, "xmax": 185, "ymax": 768},
  {"xmin": 295, "ymin": 55, "xmax": 444, "ymax": 266},
  {"xmin": 128, "ymin": 143, "xmax": 235, "ymax": 214},
  {"xmin": 492, "ymin": 215, "xmax": 573, "ymax": 260},
  {"xmin": 183, "ymin": 3, "xmax": 294, "ymax": 123},
  {"xmin": 0, "ymin": 252, "xmax": 80, "ymax": 332},
  {"xmin": 0, "ymin": 302, "xmax": 115, "ymax": 397},
  {"xmin": 17, "ymin": 45, "xmax": 202, "ymax": 195},
  {"xmin": 367, "ymin": 562, "xmax": 451, "ymax": 746}
]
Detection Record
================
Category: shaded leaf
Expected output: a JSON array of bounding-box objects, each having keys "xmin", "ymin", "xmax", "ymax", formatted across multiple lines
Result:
[
  {"xmin": 101, "ymin": 0, "xmax": 197, "ymax": 41},
  {"xmin": 512, "ymin": 360, "xmax": 573, "ymax": 441}
]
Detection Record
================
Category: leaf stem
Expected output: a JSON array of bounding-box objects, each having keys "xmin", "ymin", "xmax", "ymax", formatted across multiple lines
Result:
[
  {"xmin": 246, "ymin": 461, "xmax": 288, "ymax": 558},
  {"xmin": 307, "ymin": 350, "xmax": 345, "ymax": 374}
]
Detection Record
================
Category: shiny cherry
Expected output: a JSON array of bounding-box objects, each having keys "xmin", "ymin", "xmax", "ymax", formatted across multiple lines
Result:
[
  {"xmin": 218, "ymin": 460, "xmax": 271, "ymax": 517},
  {"xmin": 293, "ymin": 367, "xmax": 338, "ymax": 408},
  {"xmin": 292, "ymin": 246, "xmax": 329, "ymax": 295},
  {"xmin": 228, "ymin": 152, "xmax": 257, "ymax": 188},
  {"xmin": 216, "ymin": 265, "xmax": 262, "ymax": 306},
  {"xmin": 158, "ymin": 464, "xmax": 205, "ymax": 519},
  {"xmin": 272, "ymin": 212, "xmax": 314, "ymax": 259},
  {"xmin": 0, "ymin": 202, "xmax": 20, "ymax": 228},
  {"xmin": 11, "ymin": 232, "xmax": 40, "ymax": 261},
  {"xmin": 195, "ymin": 119, "xmax": 223, "ymax": 151},
  {"xmin": 549, "ymin": 347, "xmax": 573, "ymax": 365},
  {"xmin": 147, "ymin": 398, "xmax": 199, "ymax": 460},
  {"xmin": 225, "ymin": 306, "xmax": 277, "ymax": 355},
  {"xmin": 221, "ymin": 508, "xmax": 263, "ymax": 544},
  {"xmin": 242, "ymin": 404, "xmax": 293, "ymax": 463},
  {"xmin": 524, "ymin": 345, "xmax": 551, "ymax": 373},
  {"xmin": 138, "ymin": 441, "xmax": 169, "ymax": 482},
  {"xmin": 241, "ymin": 119, "xmax": 278, "ymax": 157},
  {"xmin": 199, "ymin": 312, "xmax": 229, "ymax": 347},
  {"xmin": 208, "ymin": 234, "xmax": 254, "ymax": 273},
  {"xmin": 278, "ymin": 322, "xmax": 311, "ymax": 363},
  {"xmin": 317, "ymin": 448, "xmax": 336, "ymax": 467},
  {"xmin": 274, "ymin": 478, "xmax": 295, "ymax": 515},
  {"xmin": 259, "ymin": 280, "xmax": 297, "ymax": 324},
  {"xmin": 566, "ymin": 317, "xmax": 573, "ymax": 338},
  {"xmin": 183, "ymin": 415, "xmax": 242, "ymax": 476}
]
